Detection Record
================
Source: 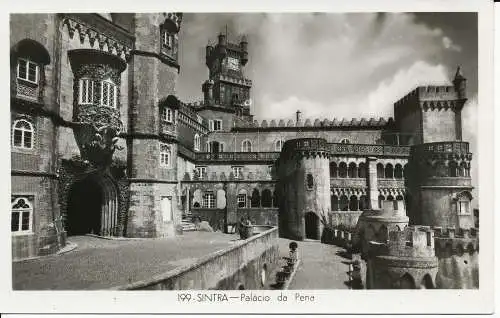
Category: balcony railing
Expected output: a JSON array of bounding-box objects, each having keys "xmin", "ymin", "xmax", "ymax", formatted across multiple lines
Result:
[
  {"xmin": 328, "ymin": 143, "xmax": 410, "ymax": 157},
  {"xmin": 330, "ymin": 178, "xmax": 367, "ymax": 188},
  {"xmin": 377, "ymin": 179, "xmax": 406, "ymax": 189},
  {"xmin": 195, "ymin": 152, "xmax": 280, "ymax": 163},
  {"xmin": 414, "ymin": 141, "xmax": 470, "ymax": 155}
]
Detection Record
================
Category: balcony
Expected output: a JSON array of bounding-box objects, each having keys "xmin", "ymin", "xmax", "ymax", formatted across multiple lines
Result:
[
  {"xmin": 195, "ymin": 152, "xmax": 280, "ymax": 163},
  {"xmin": 413, "ymin": 141, "xmax": 470, "ymax": 156},
  {"xmin": 328, "ymin": 143, "xmax": 410, "ymax": 157},
  {"xmin": 330, "ymin": 178, "xmax": 367, "ymax": 188}
]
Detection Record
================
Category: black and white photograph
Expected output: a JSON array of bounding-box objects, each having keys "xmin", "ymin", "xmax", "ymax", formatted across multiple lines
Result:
[{"xmin": 3, "ymin": 0, "xmax": 495, "ymax": 314}]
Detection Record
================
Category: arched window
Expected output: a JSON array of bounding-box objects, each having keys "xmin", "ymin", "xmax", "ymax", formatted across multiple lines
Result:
[
  {"xmin": 262, "ymin": 189, "xmax": 272, "ymax": 208},
  {"xmin": 251, "ymin": 189, "xmax": 260, "ymax": 207},
  {"xmin": 275, "ymin": 139, "xmax": 284, "ymax": 151},
  {"xmin": 338, "ymin": 162, "xmax": 348, "ymax": 178},
  {"xmin": 339, "ymin": 195, "xmax": 349, "ymax": 211},
  {"xmin": 377, "ymin": 163, "xmax": 384, "ymax": 178},
  {"xmin": 457, "ymin": 192, "xmax": 472, "ymax": 215},
  {"xmin": 394, "ymin": 164, "xmax": 403, "ymax": 179},
  {"xmin": 349, "ymin": 195, "xmax": 358, "ymax": 211},
  {"xmin": 11, "ymin": 197, "xmax": 33, "ymax": 233},
  {"xmin": 449, "ymin": 161, "xmax": 458, "ymax": 177},
  {"xmin": 331, "ymin": 195, "xmax": 339, "ymax": 211},
  {"xmin": 78, "ymin": 78, "xmax": 95, "ymax": 105},
  {"xmin": 162, "ymin": 107, "xmax": 173, "ymax": 123},
  {"xmin": 306, "ymin": 174, "xmax": 314, "ymax": 190},
  {"xmin": 340, "ymin": 138, "xmax": 350, "ymax": 144},
  {"xmin": 273, "ymin": 191, "xmax": 278, "ymax": 208},
  {"xmin": 330, "ymin": 162, "xmax": 338, "ymax": 178},
  {"xmin": 385, "ymin": 164, "xmax": 394, "ymax": 178},
  {"xmin": 348, "ymin": 163, "xmax": 357, "ymax": 178},
  {"xmin": 241, "ymin": 139, "xmax": 252, "ymax": 152},
  {"xmin": 459, "ymin": 162, "xmax": 468, "ymax": 177},
  {"xmin": 194, "ymin": 134, "xmax": 200, "ymax": 151},
  {"xmin": 159, "ymin": 143, "xmax": 170, "ymax": 167},
  {"xmin": 358, "ymin": 163, "xmax": 367, "ymax": 178},
  {"xmin": 359, "ymin": 195, "xmax": 369, "ymax": 210},
  {"xmin": 395, "ymin": 195, "xmax": 404, "ymax": 210},
  {"xmin": 378, "ymin": 195, "xmax": 385, "ymax": 209},
  {"xmin": 100, "ymin": 79, "xmax": 118, "ymax": 108},
  {"xmin": 12, "ymin": 119, "xmax": 34, "ymax": 149}
]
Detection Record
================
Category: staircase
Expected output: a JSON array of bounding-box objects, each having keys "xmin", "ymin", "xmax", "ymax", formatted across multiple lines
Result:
[{"xmin": 181, "ymin": 212, "xmax": 197, "ymax": 232}]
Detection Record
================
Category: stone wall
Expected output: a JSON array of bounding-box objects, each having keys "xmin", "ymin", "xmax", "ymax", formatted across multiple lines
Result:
[{"xmin": 114, "ymin": 226, "xmax": 279, "ymax": 290}]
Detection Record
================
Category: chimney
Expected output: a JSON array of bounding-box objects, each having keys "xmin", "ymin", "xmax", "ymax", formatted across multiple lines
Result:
[{"xmin": 296, "ymin": 110, "xmax": 302, "ymax": 124}]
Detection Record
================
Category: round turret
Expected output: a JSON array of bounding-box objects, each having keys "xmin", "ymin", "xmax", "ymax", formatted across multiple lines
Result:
[
  {"xmin": 452, "ymin": 66, "xmax": 467, "ymax": 100},
  {"xmin": 240, "ymin": 35, "xmax": 248, "ymax": 65}
]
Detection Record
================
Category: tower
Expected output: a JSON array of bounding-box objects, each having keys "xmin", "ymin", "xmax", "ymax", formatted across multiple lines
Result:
[
  {"xmin": 126, "ymin": 13, "xmax": 183, "ymax": 238},
  {"xmin": 395, "ymin": 67, "xmax": 474, "ymax": 228},
  {"xmin": 277, "ymin": 138, "xmax": 331, "ymax": 240},
  {"xmin": 203, "ymin": 32, "xmax": 251, "ymax": 113}
]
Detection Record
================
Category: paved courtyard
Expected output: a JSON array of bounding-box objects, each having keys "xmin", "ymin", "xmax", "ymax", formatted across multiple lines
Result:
[
  {"xmin": 12, "ymin": 232, "xmax": 237, "ymax": 290},
  {"xmin": 278, "ymin": 238, "xmax": 351, "ymax": 289}
]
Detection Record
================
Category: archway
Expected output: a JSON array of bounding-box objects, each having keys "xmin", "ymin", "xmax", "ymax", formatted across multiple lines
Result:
[
  {"xmin": 66, "ymin": 174, "xmax": 119, "ymax": 236},
  {"xmin": 305, "ymin": 212, "xmax": 320, "ymax": 240}
]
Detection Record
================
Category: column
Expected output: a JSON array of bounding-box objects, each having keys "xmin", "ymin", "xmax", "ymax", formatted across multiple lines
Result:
[{"xmin": 367, "ymin": 157, "xmax": 379, "ymax": 209}]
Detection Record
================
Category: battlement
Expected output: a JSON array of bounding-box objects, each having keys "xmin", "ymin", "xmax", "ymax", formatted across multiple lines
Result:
[
  {"xmin": 234, "ymin": 116, "xmax": 393, "ymax": 129},
  {"xmin": 394, "ymin": 85, "xmax": 458, "ymax": 108},
  {"xmin": 433, "ymin": 227, "xmax": 479, "ymax": 257},
  {"xmin": 384, "ymin": 226, "xmax": 435, "ymax": 258}
]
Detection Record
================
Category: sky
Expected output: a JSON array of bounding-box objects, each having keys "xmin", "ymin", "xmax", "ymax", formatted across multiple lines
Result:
[{"xmin": 176, "ymin": 12, "xmax": 478, "ymax": 207}]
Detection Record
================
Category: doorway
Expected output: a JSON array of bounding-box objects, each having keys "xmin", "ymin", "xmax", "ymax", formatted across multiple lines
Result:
[
  {"xmin": 67, "ymin": 178, "xmax": 103, "ymax": 236},
  {"xmin": 305, "ymin": 212, "xmax": 320, "ymax": 240}
]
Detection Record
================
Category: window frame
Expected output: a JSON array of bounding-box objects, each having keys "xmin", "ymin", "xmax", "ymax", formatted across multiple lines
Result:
[
  {"xmin": 203, "ymin": 192, "xmax": 215, "ymax": 209},
  {"xmin": 11, "ymin": 196, "xmax": 33, "ymax": 234},
  {"xmin": 212, "ymin": 119, "xmax": 223, "ymax": 132},
  {"xmin": 195, "ymin": 166, "xmax": 207, "ymax": 179},
  {"xmin": 17, "ymin": 58, "xmax": 39, "ymax": 84},
  {"xmin": 458, "ymin": 199, "xmax": 471, "ymax": 215},
  {"xmin": 232, "ymin": 166, "xmax": 243, "ymax": 179},
  {"xmin": 237, "ymin": 193, "xmax": 247, "ymax": 208},
  {"xmin": 194, "ymin": 134, "xmax": 201, "ymax": 151},
  {"xmin": 100, "ymin": 79, "xmax": 118, "ymax": 108},
  {"xmin": 241, "ymin": 139, "xmax": 252, "ymax": 152},
  {"xmin": 12, "ymin": 119, "xmax": 34, "ymax": 150},
  {"xmin": 275, "ymin": 139, "xmax": 284, "ymax": 151},
  {"xmin": 159, "ymin": 142, "xmax": 171, "ymax": 167},
  {"xmin": 78, "ymin": 78, "xmax": 95, "ymax": 105}
]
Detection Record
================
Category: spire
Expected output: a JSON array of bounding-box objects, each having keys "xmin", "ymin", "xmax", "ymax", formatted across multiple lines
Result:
[{"xmin": 454, "ymin": 66, "xmax": 465, "ymax": 80}]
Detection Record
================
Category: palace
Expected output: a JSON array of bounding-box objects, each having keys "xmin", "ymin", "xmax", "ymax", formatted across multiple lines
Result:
[{"xmin": 10, "ymin": 13, "xmax": 474, "ymax": 264}]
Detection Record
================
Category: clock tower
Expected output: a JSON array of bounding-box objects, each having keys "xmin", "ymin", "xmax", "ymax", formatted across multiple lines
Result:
[{"xmin": 203, "ymin": 32, "xmax": 252, "ymax": 114}]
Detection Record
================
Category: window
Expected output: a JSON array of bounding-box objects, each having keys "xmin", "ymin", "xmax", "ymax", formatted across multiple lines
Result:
[
  {"xmin": 78, "ymin": 78, "xmax": 94, "ymax": 105},
  {"xmin": 160, "ymin": 143, "xmax": 170, "ymax": 167},
  {"xmin": 306, "ymin": 174, "xmax": 314, "ymax": 190},
  {"xmin": 17, "ymin": 58, "xmax": 38, "ymax": 84},
  {"xmin": 268, "ymin": 165, "xmax": 273, "ymax": 176},
  {"xmin": 194, "ymin": 134, "xmax": 200, "ymax": 151},
  {"xmin": 101, "ymin": 79, "xmax": 117, "ymax": 108},
  {"xmin": 340, "ymin": 138, "xmax": 350, "ymax": 144},
  {"xmin": 242, "ymin": 140, "xmax": 252, "ymax": 152},
  {"xmin": 11, "ymin": 197, "xmax": 33, "ymax": 233},
  {"xmin": 232, "ymin": 166, "xmax": 243, "ymax": 179},
  {"xmin": 203, "ymin": 192, "xmax": 215, "ymax": 208},
  {"xmin": 195, "ymin": 166, "xmax": 207, "ymax": 179},
  {"xmin": 275, "ymin": 139, "xmax": 284, "ymax": 151},
  {"xmin": 162, "ymin": 30, "xmax": 174, "ymax": 49},
  {"xmin": 12, "ymin": 119, "xmax": 34, "ymax": 149},
  {"xmin": 162, "ymin": 107, "xmax": 173, "ymax": 123},
  {"xmin": 237, "ymin": 194, "xmax": 247, "ymax": 208},
  {"xmin": 210, "ymin": 119, "xmax": 222, "ymax": 131},
  {"xmin": 458, "ymin": 200, "xmax": 471, "ymax": 215}
]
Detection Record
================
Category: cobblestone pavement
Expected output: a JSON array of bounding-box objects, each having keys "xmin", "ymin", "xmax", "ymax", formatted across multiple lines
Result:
[
  {"xmin": 12, "ymin": 232, "xmax": 237, "ymax": 290},
  {"xmin": 278, "ymin": 238, "xmax": 351, "ymax": 289}
]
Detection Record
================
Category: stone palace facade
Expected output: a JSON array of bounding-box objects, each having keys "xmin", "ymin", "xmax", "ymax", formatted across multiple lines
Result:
[{"xmin": 10, "ymin": 13, "xmax": 474, "ymax": 261}]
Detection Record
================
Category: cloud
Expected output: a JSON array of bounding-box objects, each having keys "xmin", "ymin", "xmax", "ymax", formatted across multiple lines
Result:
[{"xmin": 442, "ymin": 36, "xmax": 462, "ymax": 52}]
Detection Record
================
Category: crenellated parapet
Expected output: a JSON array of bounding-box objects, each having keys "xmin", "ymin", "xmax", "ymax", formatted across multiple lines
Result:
[
  {"xmin": 62, "ymin": 14, "xmax": 133, "ymax": 61},
  {"xmin": 411, "ymin": 142, "xmax": 472, "ymax": 179},
  {"xmin": 233, "ymin": 116, "xmax": 393, "ymax": 129},
  {"xmin": 281, "ymin": 138, "xmax": 330, "ymax": 160},
  {"xmin": 433, "ymin": 227, "xmax": 479, "ymax": 258},
  {"xmin": 161, "ymin": 12, "xmax": 183, "ymax": 33}
]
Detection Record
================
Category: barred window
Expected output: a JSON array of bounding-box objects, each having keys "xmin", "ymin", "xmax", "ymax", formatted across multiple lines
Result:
[
  {"xmin": 17, "ymin": 58, "xmax": 38, "ymax": 84},
  {"xmin": 162, "ymin": 30, "xmax": 174, "ymax": 48},
  {"xmin": 203, "ymin": 192, "xmax": 215, "ymax": 209},
  {"xmin": 78, "ymin": 78, "xmax": 94, "ymax": 105},
  {"xmin": 12, "ymin": 119, "xmax": 34, "ymax": 149},
  {"xmin": 11, "ymin": 197, "xmax": 33, "ymax": 233},
  {"xmin": 237, "ymin": 194, "xmax": 246, "ymax": 208},
  {"xmin": 101, "ymin": 79, "xmax": 117, "ymax": 108},
  {"xmin": 160, "ymin": 143, "xmax": 170, "ymax": 167}
]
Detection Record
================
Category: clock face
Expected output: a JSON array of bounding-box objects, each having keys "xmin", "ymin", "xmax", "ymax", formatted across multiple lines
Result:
[{"xmin": 227, "ymin": 57, "xmax": 240, "ymax": 70}]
